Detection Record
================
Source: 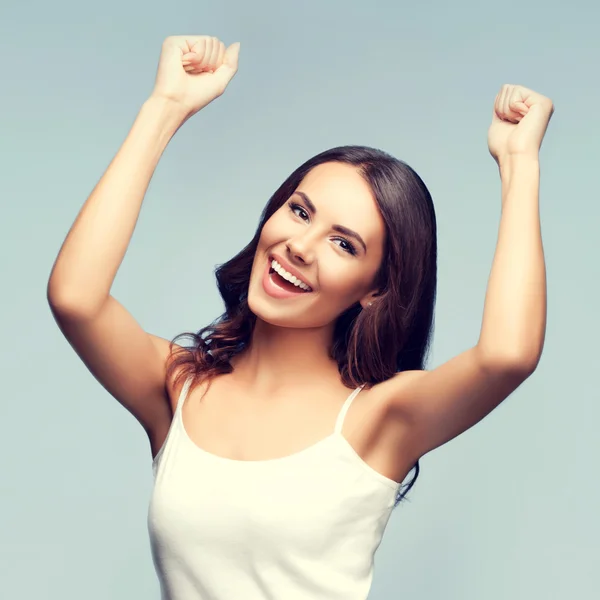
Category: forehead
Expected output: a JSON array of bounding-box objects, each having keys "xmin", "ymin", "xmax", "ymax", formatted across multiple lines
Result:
[{"xmin": 296, "ymin": 162, "xmax": 385, "ymax": 242}]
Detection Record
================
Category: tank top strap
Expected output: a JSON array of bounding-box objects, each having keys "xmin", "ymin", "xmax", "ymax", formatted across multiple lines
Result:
[
  {"xmin": 175, "ymin": 375, "xmax": 195, "ymax": 415},
  {"xmin": 334, "ymin": 385, "xmax": 365, "ymax": 435}
]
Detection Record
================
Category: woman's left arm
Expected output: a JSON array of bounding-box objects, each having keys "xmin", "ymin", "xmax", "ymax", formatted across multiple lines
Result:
[
  {"xmin": 381, "ymin": 85, "xmax": 555, "ymax": 460},
  {"xmin": 480, "ymin": 84, "xmax": 554, "ymax": 369},
  {"xmin": 479, "ymin": 153, "xmax": 545, "ymax": 372}
]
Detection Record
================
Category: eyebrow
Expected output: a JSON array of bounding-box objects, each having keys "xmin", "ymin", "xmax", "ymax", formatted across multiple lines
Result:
[{"xmin": 292, "ymin": 191, "xmax": 367, "ymax": 253}]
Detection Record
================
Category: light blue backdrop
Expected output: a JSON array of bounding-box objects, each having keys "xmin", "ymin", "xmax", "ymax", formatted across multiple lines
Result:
[{"xmin": 2, "ymin": 0, "xmax": 598, "ymax": 598}]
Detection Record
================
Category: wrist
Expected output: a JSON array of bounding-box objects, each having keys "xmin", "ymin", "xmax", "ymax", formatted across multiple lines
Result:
[
  {"xmin": 143, "ymin": 95, "xmax": 192, "ymax": 129},
  {"xmin": 498, "ymin": 153, "xmax": 540, "ymax": 183}
]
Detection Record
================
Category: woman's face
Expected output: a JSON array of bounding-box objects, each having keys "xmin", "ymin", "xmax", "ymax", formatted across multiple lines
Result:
[{"xmin": 247, "ymin": 162, "xmax": 386, "ymax": 329}]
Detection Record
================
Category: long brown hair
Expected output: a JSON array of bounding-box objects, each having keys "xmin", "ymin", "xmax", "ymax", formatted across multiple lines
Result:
[{"xmin": 166, "ymin": 145, "xmax": 437, "ymax": 506}]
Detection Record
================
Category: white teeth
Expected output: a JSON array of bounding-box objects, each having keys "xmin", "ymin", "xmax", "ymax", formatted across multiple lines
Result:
[{"xmin": 271, "ymin": 259, "xmax": 311, "ymax": 291}]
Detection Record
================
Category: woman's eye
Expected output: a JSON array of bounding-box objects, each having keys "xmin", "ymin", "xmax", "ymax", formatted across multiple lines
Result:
[
  {"xmin": 335, "ymin": 238, "xmax": 357, "ymax": 255},
  {"xmin": 290, "ymin": 203, "xmax": 309, "ymax": 221}
]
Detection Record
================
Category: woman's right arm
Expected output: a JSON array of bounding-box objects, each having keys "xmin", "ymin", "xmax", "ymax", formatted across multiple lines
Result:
[
  {"xmin": 47, "ymin": 98, "xmax": 188, "ymax": 453},
  {"xmin": 47, "ymin": 36, "xmax": 240, "ymax": 455}
]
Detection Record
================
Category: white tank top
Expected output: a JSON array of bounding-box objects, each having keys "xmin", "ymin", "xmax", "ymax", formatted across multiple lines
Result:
[{"xmin": 148, "ymin": 376, "xmax": 401, "ymax": 600}]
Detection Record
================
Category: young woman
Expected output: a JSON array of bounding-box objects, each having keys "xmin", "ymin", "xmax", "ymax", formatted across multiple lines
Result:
[{"xmin": 47, "ymin": 35, "xmax": 553, "ymax": 600}]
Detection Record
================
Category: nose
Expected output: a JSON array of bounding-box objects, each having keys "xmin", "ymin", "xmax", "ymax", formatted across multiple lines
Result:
[{"xmin": 285, "ymin": 234, "xmax": 315, "ymax": 265}]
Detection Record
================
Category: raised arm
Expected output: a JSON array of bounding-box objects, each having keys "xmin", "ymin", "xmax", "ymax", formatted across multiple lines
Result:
[
  {"xmin": 47, "ymin": 36, "xmax": 240, "ymax": 457},
  {"xmin": 380, "ymin": 84, "xmax": 554, "ymax": 462}
]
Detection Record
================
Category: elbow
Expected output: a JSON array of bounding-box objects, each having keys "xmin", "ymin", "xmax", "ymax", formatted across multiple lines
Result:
[
  {"xmin": 47, "ymin": 279, "xmax": 75, "ymax": 314},
  {"xmin": 511, "ymin": 352, "xmax": 541, "ymax": 377},
  {"xmin": 47, "ymin": 281, "xmax": 103, "ymax": 320},
  {"xmin": 477, "ymin": 343, "xmax": 542, "ymax": 378}
]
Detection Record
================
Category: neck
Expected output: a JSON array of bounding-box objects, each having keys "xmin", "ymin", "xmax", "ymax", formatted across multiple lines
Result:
[{"xmin": 230, "ymin": 318, "xmax": 341, "ymax": 395}]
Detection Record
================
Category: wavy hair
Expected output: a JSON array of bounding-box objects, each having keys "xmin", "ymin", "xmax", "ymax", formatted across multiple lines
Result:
[{"xmin": 166, "ymin": 145, "xmax": 437, "ymax": 506}]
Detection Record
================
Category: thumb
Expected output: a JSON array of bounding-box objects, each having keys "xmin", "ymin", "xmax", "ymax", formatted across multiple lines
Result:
[
  {"xmin": 220, "ymin": 42, "xmax": 240, "ymax": 73},
  {"xmin": 213, "ymin": 42, "xmax": 240, "ymax": 88},
  {"xmin": 225, "ymin": 42, "xmax": 241, "ymax": 70},
  {"xmin": 519, "ymin": 103, "xmax": 552, "ymax": 142}
]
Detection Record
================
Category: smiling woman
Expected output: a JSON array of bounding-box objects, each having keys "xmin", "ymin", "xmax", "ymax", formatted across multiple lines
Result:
[
  {"xmin": 46, "ymin": 33, "xmax": 552, "ymax": 600},
  {"xmin": 146, "ymin": 146, "xmax": 437, "ymax": 600}
]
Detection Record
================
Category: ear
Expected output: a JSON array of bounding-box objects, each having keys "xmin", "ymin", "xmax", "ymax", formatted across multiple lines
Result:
[{"xmin": 359, "ymin": 288, "xmax": 381, "ymax": 310}]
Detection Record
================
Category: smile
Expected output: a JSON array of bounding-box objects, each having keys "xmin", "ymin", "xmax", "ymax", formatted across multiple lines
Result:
[
  {"xmin": 271, "ymin": 258, "xmax": 312, "ymax": 290},
  {"xmin": 262, "ymin": 257, "xmax": 314, "ymax": 299}
]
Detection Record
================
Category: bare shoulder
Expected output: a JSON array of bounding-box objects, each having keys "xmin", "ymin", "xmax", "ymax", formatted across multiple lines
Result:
[{"xmin": 371, "ymin": 346, "xmax": 533, "ymax": 459}]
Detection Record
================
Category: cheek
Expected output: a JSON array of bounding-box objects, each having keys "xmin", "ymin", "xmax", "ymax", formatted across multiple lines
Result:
[
  {"xmin": 319, "ymin": 265, "xmax": 367, "ymax": 299},
  {"xmin": 257, "ymin": 214, "xmax": 288, "ymax": 249}
]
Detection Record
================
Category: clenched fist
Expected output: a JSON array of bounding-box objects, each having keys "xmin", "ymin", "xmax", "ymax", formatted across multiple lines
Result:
[
  {"xmin": 150, "ymin": 35, "xmax": 240, "ymax": 118},
  {"xmin": 488, "ymin": 84, "xmax": 554, "ymax": 165}
]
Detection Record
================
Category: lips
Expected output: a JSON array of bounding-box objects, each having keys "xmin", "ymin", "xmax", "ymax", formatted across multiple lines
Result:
[
  {"xmin": 269, "ymin": 254, "xmax": 313, "ymax": 290},
  {"xmin": 262, "ymin": 256, "xmax": 314, "ymax": 299}
]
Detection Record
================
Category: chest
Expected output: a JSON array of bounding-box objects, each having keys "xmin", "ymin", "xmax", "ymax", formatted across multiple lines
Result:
[
  {"xmin": 182, "ymin": 386, "xmax": 331, "ymax": 458},
  {"xmin": 178, "ymin": 377, "xmax": 415, "ymax": 484}
]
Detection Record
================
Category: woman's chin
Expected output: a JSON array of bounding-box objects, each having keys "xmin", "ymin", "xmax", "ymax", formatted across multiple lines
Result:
[{"xmin": 247, "ymin": 294, "xmax": 321, "ymax": 329}]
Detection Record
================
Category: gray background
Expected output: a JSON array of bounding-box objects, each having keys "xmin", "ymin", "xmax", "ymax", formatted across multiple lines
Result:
[{"xmin": 2, "ymin": 0, "xmax": 598, "ymax": 598}]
